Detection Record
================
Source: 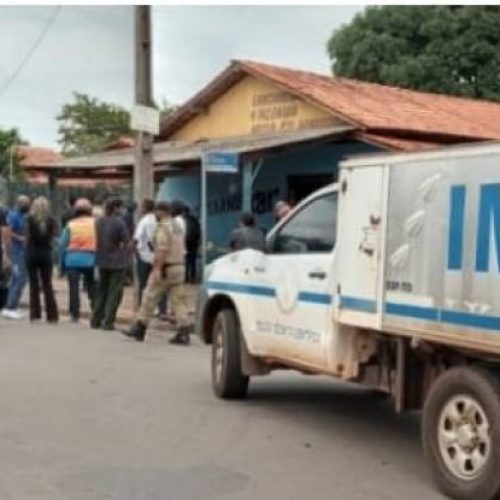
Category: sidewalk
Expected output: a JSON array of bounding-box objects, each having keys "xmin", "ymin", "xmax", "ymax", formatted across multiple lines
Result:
[{"xmin": 21, "ymin": 277, "xmax": 199, "ymax": 331}]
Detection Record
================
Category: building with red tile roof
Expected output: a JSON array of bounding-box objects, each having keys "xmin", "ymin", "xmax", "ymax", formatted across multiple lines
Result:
[
  {"xmin": 16, "ymin": 145, "xmax": 63, "ymax": 168},
  {"xmin": 160, "ymin": 59, "xmax": 500, "ymax": 151}
]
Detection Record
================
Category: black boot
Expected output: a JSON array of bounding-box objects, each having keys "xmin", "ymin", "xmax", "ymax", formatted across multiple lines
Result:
[
  {"xmin": 120, "ymin": 321, "xmax": 146, "ymax": 342},
  {"xmin": 169, "ymin": 326, "xmax": 190, "ymax": 346}
]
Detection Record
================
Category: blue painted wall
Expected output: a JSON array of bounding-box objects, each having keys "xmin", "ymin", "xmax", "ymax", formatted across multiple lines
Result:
[{"xmin": 158, "ymin": 140, "xmax": 379, "ymax": 260}]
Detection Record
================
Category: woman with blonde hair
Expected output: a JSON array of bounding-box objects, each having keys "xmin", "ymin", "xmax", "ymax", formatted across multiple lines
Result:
[{"xmin": 25, "ymin": 196, "xmax": 58, "ymax": 323}]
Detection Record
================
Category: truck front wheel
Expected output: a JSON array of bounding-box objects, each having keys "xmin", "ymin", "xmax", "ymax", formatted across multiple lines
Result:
[
  {"xmin": 211, "ymin": 308, "xmax": 249, "ymax": 399},
  {"xmin": 422, "ymin": 366, "xmax": 500, "ymax": 500}
]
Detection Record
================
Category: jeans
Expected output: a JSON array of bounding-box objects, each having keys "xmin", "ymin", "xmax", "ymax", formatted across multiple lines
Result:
[
  {"xmin": 91, "ymin": 268, "xmax": 126, "ymax": 330},
  {"xmin": 26, "ymin": 256, "xmax": 58, "ymax": 322},
  {"xmin": 67, "ymin": 267, "xmax": 95, "ymax": 321},
  {"xmin": 136, "ymin": 259, "xmax": 152, "ymax": 306},
  {"xmin": 185, "ymin": 251, "xmax": 198, "ymax": 283},
  {"xmin": 5, "ymin": 251, "xmax": 27, "ymax": 311}
]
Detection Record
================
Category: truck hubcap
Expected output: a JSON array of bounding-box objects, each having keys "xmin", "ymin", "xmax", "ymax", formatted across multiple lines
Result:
[{"xmin": 438, "ymin": 395, "xmax": 490, "ymax": 480}]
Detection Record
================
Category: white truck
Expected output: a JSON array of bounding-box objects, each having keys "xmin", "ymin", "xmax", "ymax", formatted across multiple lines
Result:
[{"xmin": 196, "ymin": 142, "xmax": 500, "ymax": 500}]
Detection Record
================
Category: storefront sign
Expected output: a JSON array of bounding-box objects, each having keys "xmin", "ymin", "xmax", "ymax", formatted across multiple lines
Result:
[
  {"xmin": 204, "ymin": 151, "xmax": 239, "ymax": 173},
  {"xmin": 250, "ymin": 91, "xmax": 339, "ymax": 134}
]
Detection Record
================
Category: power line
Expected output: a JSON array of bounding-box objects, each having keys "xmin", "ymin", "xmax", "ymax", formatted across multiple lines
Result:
[{"xmin": 0, "ymin": 6, "xmax": 61, "ymax": 101}]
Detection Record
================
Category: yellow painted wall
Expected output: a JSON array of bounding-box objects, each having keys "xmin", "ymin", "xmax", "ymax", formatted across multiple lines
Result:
[{"xmin": 171, "ymin": 75, "xmax": 345, "ymax": 141}]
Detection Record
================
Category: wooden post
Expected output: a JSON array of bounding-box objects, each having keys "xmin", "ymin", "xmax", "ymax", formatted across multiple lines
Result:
[
  {"xmin": 132, "ymin": 6, "xmax": 154, "ymax": 311},
  {"xmin": 133, "ymin": 6, "xmax": 154, "ymax": 205}
]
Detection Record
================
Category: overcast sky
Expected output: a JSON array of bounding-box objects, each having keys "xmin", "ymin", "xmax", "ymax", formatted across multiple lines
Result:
[{"xmin": 0, "ymin": 5, "xmax": 361, "ymax": 149}]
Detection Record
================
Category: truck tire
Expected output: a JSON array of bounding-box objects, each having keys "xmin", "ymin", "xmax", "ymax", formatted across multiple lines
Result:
[
  {"xmin": 211, "ymin": 308, "xmax": 249, "ymax": 399},
  {"xmin": 422, "ymin": 366, "xmax": 500, "ymax": 500}
]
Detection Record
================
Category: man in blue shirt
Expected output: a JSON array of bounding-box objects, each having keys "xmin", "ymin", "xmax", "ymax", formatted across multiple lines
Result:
[{"xmin": 2, "ymin": 195, "xmax": 31, "ymax": 320}]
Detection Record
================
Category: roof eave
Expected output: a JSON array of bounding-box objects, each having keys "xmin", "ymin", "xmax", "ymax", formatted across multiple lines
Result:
[{"xmin": 158, "ymin": 60, "xmax": 247, "ymax": 140}]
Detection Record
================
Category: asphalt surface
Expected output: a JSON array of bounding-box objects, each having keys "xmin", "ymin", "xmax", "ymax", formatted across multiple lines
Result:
[{"xmin": 0, "ymin": 319, "xmax": 445, "ymax": 500}]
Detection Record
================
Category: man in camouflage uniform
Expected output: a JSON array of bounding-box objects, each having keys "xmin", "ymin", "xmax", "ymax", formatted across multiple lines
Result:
[{"xmin": 121, "ymin": 201, "xmax": 191, "ymax": 345}]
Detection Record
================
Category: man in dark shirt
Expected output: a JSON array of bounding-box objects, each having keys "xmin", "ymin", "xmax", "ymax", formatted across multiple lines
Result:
[
  {"xmin": 91, "ymin": 198, "xmax": 130, "ymax": 330},
  {"xmin": 229, "ymin": 213, "xmax": 265, "ymax": 252}
]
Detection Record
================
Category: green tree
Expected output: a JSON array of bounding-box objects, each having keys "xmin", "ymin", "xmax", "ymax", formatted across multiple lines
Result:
[
  {"xmin": 327, "ymin": 6, "xmax": 500, "ymax": 100},
  {"xmin": 57, "ymin": 93, "xmax": 178, "ymax": 156},
  {"xmin": 57, "ymin": 92, "xmax": 131, "ymax": 156},
  {"xmin": 0, "ymin": 127, "xmax": 28, "ymax": 180}
]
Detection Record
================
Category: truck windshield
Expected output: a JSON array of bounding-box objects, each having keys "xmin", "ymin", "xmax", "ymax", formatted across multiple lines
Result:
[{"xmin": 272, "ymin": 192, "xmax": 338, "ymax": 254}]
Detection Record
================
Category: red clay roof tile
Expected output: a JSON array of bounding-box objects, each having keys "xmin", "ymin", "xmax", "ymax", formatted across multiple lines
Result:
[
  {"xmin": 238, "ymin": 60, "xmax": 500, "ymax": 141},
  {"xmin": 16, "ymin": 146, "xmax": 63, "ymax": 167},
  {"xmin": 160, "ymin": 60, "xmax": 500, "ymax": 147}
]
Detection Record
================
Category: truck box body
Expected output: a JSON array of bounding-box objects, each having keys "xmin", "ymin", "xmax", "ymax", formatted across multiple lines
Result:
[{"xmin": 336, "ymin": 143, "xmax": 500, "ymax": 354}]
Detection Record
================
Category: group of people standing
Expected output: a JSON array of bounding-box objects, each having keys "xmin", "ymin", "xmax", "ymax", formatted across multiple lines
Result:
[
  {"xmin": 0, "ymin": 194, "xmax": 200, "ymax": 346},
  {"xmin": 0, "ymin": 191, "xmax": 290, "ymax": 344},
  {"xmin": 1, "ymin": 195, "xmax": 58, "ymax": 323}
]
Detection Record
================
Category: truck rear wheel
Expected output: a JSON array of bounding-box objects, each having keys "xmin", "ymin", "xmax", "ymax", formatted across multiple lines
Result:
[
  {"xmin": 211, "ymin": 308, "xmax": 249, "ymax": 399},
  {"xmin": 422, "ymin": 366, "xmax": 500, "ymax": 500}
]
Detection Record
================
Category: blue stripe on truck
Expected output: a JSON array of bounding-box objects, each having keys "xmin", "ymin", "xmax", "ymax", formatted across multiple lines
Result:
[
  {"xmin": 206, "ymin": 281, "xmax": 331, "ymax": 305},
  {"xmin": 385, "ymin": 302, "xmax": 439, "ymax": 321},
  {"xmin": 298, "ymin": 291, "xmax": 332, "ymax": 305},
  {"xmin": 440, "ymin": 310, "xmax": 500, "ymax": 331},
  {"xmin": 340, "ymin": 295, "xmax": 377, "ymax": 313},
  {"xmin": 207, "ymin": 281, "xmax": 276, "ymax": 297},
  {"xmin": 207, "ymin": 281, "xmax": 500, "ymax": 332},
  {"xmin": 386, "ymin": 302, "xmax": 500, "ymax": 332}
]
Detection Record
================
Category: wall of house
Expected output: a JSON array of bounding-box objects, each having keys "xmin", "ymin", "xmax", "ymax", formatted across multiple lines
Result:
[
  {"xmin": 171, "ymin": 75, "xmax": 345, "ymax": 141},
  {"xmin": 157, "ymin": 140, "xmax": 379, "ymax": 260}
]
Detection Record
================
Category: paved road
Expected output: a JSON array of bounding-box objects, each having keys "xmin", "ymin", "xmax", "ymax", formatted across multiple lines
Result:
[{"xmin": 0, "ymin": 320, "xmax": 445, "ymax": 500}]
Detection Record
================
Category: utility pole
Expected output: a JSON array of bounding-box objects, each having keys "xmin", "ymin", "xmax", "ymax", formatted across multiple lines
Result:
[{"xmin": 133, "ymin": 5, "xmax": 154, "ymax": 204}]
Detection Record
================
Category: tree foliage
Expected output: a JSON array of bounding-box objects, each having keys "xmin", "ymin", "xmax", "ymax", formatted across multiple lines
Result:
[
  {"xmin": 57, "ymin": 92, "xmax": 131, "ymax": 156},
  {"xmin": 57, "ymin": 93, "xmax": 178, "ymax": 156},
  {"xmin": 327, "ymin": 6, "xmax": 500, "ymax": 101},
  {"xmin": 0, "ymin": 128, "xmax": 27, "ymax": 180}
]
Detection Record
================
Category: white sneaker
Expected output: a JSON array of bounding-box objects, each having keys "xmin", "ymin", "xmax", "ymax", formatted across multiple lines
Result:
[
  {"xmin": 2, "ymin": 309, "xmax": 24, "ymax": 320},
  {"xmin": 1, "ymin": 309, "xmax": 14, "ymax": 319}
]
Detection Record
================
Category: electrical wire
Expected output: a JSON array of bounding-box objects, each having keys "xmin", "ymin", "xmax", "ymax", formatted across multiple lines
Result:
[{"xmin": 0, "ymin": 6, "xmax": 62, "ymax": 101}]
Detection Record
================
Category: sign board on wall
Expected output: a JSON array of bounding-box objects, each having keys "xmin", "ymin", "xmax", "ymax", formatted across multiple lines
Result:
[
  {"xmin": 130, "ymin": 105, "xmax": 160, "ymax": 135},
  {"xmin": 204, "ymin": 151, "xmax": 239, "ymax": 173},
  {"xmin": 171, "ymin": 75, "xmax": 344, "ymax": 142},
  {"xmin": 250, "ymin": 91, "xmax": 338, "ymax": 134}
]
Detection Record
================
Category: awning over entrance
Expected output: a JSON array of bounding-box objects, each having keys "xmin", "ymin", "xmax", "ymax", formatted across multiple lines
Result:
[
  {"xmin": 25, "ymin": 125, "xmax": 357, "ymax": 179},
  {"xmin": 154, "ymin": 125, "xmax": 356, "ymax": 169}
]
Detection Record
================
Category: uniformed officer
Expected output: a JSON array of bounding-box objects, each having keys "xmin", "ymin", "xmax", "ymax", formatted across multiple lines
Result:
[{"xmin": 121, "ymin": 201, "xmax": 191, "ymax": 345}]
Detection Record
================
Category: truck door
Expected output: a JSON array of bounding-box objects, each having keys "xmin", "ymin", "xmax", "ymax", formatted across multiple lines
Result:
[
  {"xmin": 335, "ymin": 165, "xmax": 386, "ymax": 329},
  {"xmin": 249, "ymin": 190, "xmax": 338, "ymax": 369}
]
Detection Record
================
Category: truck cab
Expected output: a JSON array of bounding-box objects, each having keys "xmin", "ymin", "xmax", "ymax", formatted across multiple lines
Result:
[
  {"xmin": 197, "ymin": 184, "xmax": 342, "ymax": 377},
  {"xmin": 198, "ymin": 161, "xmax": 384, "ymax": 385}
]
